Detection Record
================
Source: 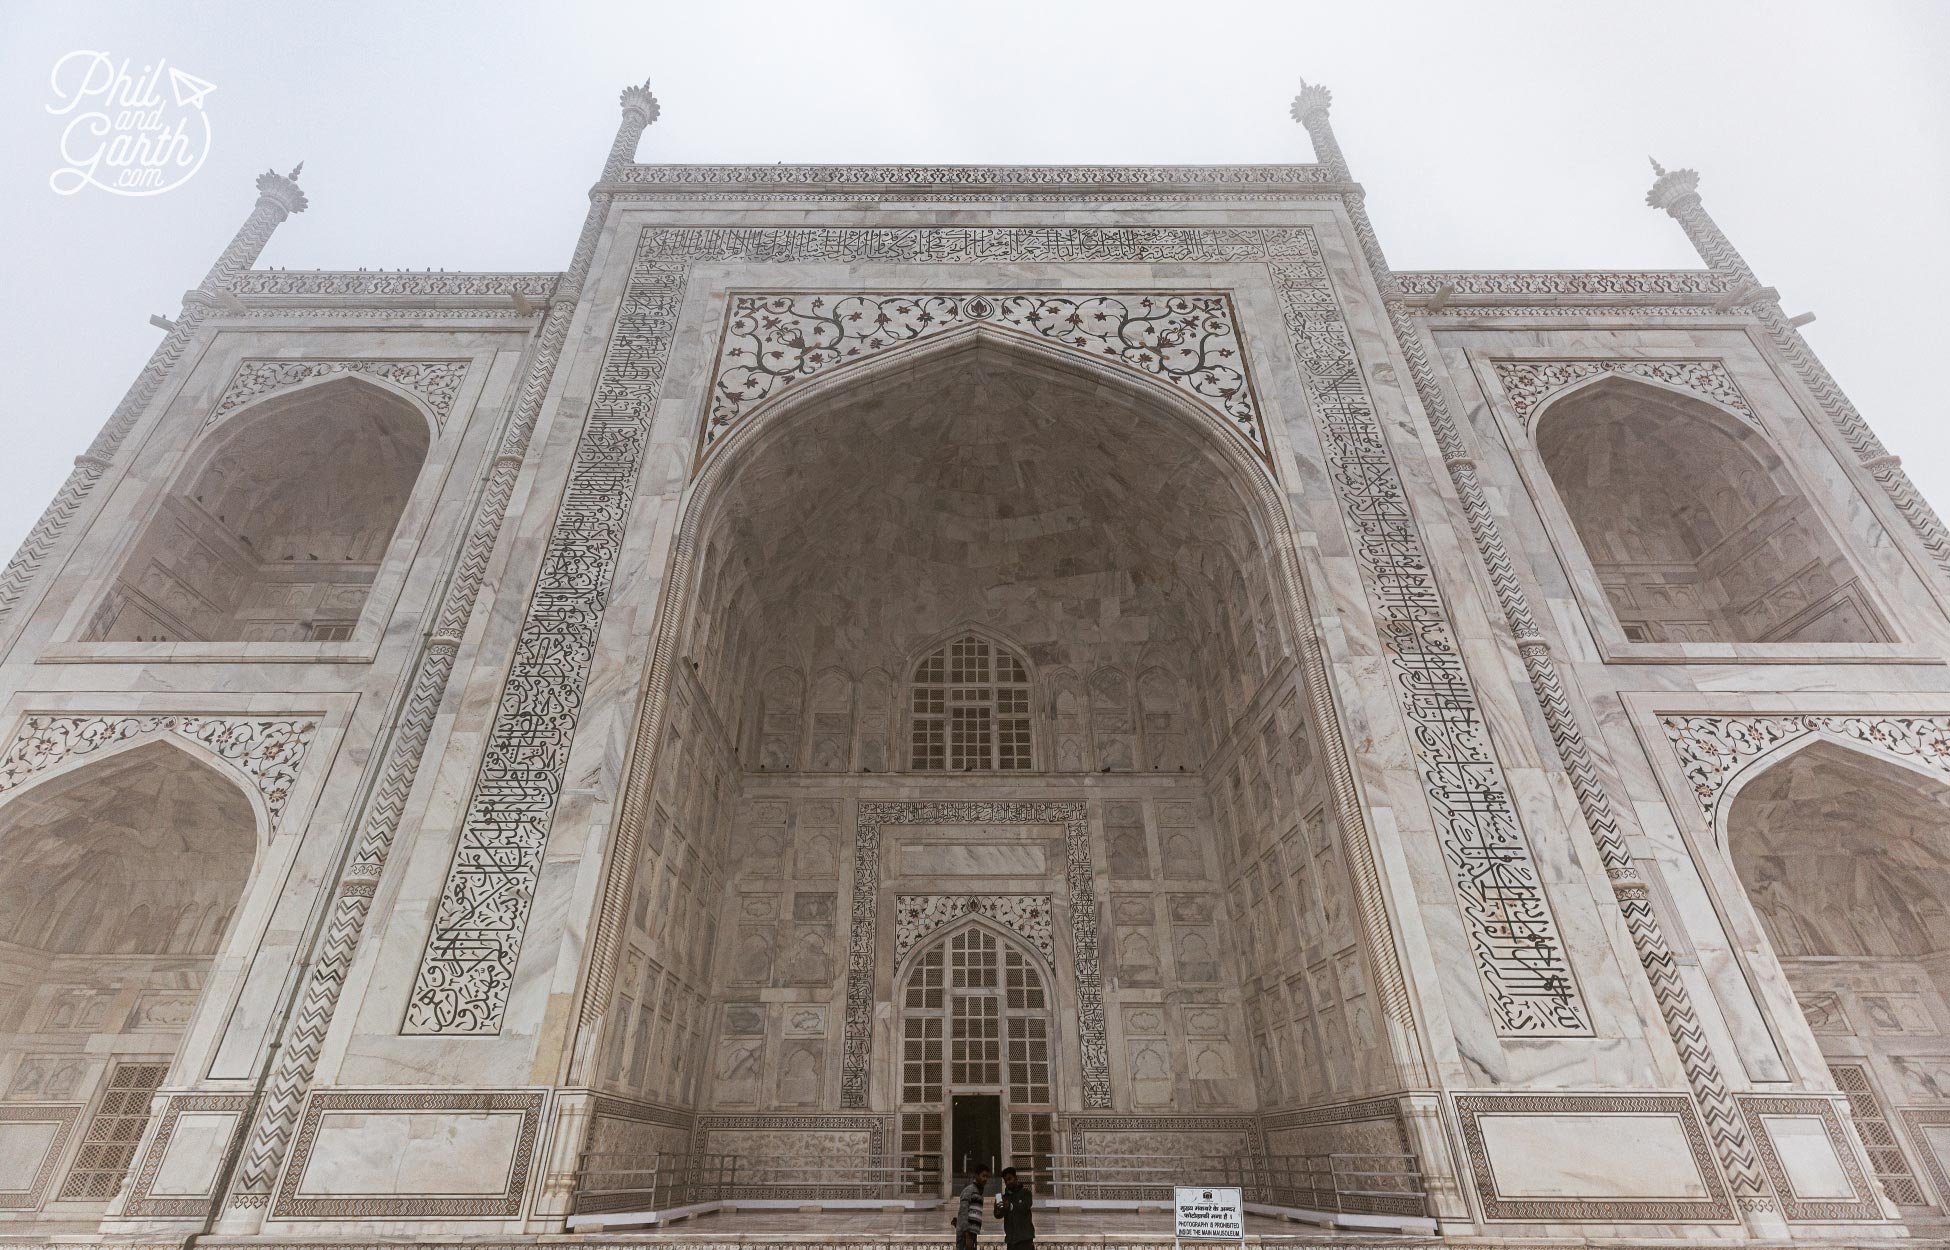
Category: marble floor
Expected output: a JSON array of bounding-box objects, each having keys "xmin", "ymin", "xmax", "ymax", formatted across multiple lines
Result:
[{"xmin": 552, "ymin": 1205, "xmax": 1439, "ymax": 1244}]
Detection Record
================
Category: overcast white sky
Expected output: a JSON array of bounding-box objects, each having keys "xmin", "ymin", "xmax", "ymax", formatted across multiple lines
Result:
[{"xmin": 1, "ymin": 1, "xmax": 1946, "ymax": 560}]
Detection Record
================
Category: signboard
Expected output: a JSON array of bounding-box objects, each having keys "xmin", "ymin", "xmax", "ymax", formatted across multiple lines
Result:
[{"xmin": 1174, "ymin": 1185, "xmax": 1244, "ymax": 1241}]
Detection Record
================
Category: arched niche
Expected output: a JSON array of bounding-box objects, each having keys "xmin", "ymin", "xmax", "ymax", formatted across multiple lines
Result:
[
  {"xmin": 0, "ymin": 739, "xmax": 258, "ymax": 1207},
  {"xmin": 90, "ymin": 376, "xmax": 432, "ymax": 643},
  {"xmin": 1535, "ymin": 378, "xmax": 1885, "ymax": 644},
  {"xmin": 1724, "ymin": 736, "xmax": 1950, "ymax": 1209},
  {"xmin": 1729, "ymin": 739, "xmax": 1950, "ymax": 975},
  {"xmin": 589, "ymin": 329, "xmax": 1410, "ymax": 1177},
  {"xmin": 894, "ymin": 920, "xmax": 1056, "ymax": 1193}
]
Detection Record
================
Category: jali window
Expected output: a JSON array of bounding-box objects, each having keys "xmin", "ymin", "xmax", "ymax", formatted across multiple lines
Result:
[
  {"xmin": 899, "ymin": 926, "xmax": 1055, "ymax": 1189},
  {"xmin": 910, "ymin": 635, "xmax": 1032, "ymax": 771}
]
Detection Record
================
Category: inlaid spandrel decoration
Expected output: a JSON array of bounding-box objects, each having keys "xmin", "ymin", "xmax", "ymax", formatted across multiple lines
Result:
[
  {"xmin": 0, "ymin": 713, "xmax": 317, "ymax": 828},
  {"xmin": 706, "ymin": 292, "xmax": 1264, "ymax": 461},
  {"xmin": 1660, "ymin": 714, "xmax": 1950, "ymax": 824},
  {"xmin": 405, "ymin": 224, "xmax": 1581, "ymax": 1041},
  {"xmin": 1491, "ymin": 358, "xmax": 1753, "ymax": 434},
  {"xmin": 209, "ymin": 359, "xmax": 470, "ymax": 431}
]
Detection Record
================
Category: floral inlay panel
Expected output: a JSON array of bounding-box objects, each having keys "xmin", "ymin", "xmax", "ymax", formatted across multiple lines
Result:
[{"xmin": 707, "ymin": 292, "xmax": 1263, "ymax": 461}]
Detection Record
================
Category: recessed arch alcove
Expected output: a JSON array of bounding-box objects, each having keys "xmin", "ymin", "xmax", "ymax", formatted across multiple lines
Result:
[
  {"xmin": 1723, "ymin": 736, "xmax": 1950, "ymax": 1209},
  {"xmin": 1535, "ymin": 377, "xmax": 1885, "ymax": 645},
  {"xmin": 0, "ymin": 739, "xmax": 258, "ymax": 1208},
  {"xmin": 88, "ymin": 376, "xmax": 432, "ymax": 643},
  {"xmin": 584, "ymin": 328, "xmax": 1414, "ymax": 1197}
]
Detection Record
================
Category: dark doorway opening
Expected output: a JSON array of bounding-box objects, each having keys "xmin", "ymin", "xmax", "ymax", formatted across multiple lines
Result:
[{"xmin": 951, "ymin": 1093, "xmax": 1002, "ymax": 1189}]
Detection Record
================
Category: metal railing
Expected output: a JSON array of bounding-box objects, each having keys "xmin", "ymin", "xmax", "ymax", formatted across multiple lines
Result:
[
  {"xmin": 722, "ymin": 1156, "xmax": 942, "ymax": 1201},
  {"xmin": 572, "ymin": 1151, "xmax": 942, "ymax": 1214},
  {"xmin": 1037, "ymin": 1151, "xmax": 1428, "ymax": 1218},
  {"xmin": 573, "ymin": 1150, "xmax": 739, "ymax": 1215},
  {"xmin": 573, "ymin": 1149, "xmax": 1426, "ymax": 1220},
  {"xmin": 1232, "ymin": 1152, "xmax": 1430, "ymax": 1218}
]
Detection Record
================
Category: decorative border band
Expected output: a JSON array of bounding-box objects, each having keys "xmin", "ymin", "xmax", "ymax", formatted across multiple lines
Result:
[
  {"xmin": 1737, "ymin": 1095, "xmax": 1879, "ymax": 1221},
  {"xmin": 271, "ymin": 1090, "xmax": 545, "ymax": 1219},
  {"xmin": 0, "ymin": 1103, "xmax": 81, "ymax": 1211},
  {"xmin": 1454, "ymin": 1091, "xmax": 1735, "ymax": 1222},
  {"xmin": 122, "ymin": 1092, "xmax": 255, "ymax": 1217}
]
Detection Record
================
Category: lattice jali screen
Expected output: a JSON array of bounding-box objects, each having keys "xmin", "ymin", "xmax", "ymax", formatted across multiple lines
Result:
[
  {"xmin": 910, "ymin": 636, "xmax": 1032, "ymax": 771},
  {"xmin": 1828, "ymin": 1062, "xmax": 1926, "ymax": 1205},
  {"xmin": 58, "ymin": 1060, "xmax": 168, "ymax": 1202},
  {"xmin": 899, "ymin": 927, "xmax": 1055, "ymax": 1182}
]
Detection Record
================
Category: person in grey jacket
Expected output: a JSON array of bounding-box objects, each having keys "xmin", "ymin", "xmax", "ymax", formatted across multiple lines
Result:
[
  {"xmin": 993, "ymin": 1166, "xmax": 1035, "ymax": 1247},
  {"xmin": 954, "ymin": 1165, "xmax": 990, "ymax": 1249}
]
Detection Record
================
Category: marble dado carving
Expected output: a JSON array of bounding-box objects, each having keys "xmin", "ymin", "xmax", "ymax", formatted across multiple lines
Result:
[
  {"xmin": 405, "ymin": 226, "xmax": 1582, "ymax": 1042},
  {"xmin": 894, "ymin": 894, "xmax": 1053, "ymax": 966},
  {"xmin": 209, "ymin": 359, "xmax": 471, "ymax": 430},
  {"xmin": 707, "ymin": 292, "xmax": 1265, "ymax": 461},
  {"xmin": 0, "ymin": 714, "xmax": 317, "ymax": 827},
  {"xmin": 1660, "ymin": 714, "xmax": 1950, "ymax": 824},
  {"xmin": 847, "ymin": 802, "xmax": 1107, "ymax": 1110},
  {"xmin": 1492, "ymin": 359, "xmax": 1753, "ymax": 432}
]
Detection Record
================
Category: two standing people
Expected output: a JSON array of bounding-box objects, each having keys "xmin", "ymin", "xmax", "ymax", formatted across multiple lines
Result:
[{"xmin": 955, "ymin": 1165, "xmax": 1034, "ymax": 1249}]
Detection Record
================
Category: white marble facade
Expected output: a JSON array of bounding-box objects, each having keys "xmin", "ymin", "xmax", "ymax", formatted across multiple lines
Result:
[{"xmin": 2, "ymin": 81, "xmax": 1949, "ymax": 1245}]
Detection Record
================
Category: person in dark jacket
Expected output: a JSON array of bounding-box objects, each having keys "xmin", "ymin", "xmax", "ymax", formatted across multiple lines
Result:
[
  {"xmin": 954, "ymin": 1165, "xmax": 990, "ymax": 1249},
  {"xmin": 993, "ymin": 1166, "xmax": 1035, "ymax": 1247}
]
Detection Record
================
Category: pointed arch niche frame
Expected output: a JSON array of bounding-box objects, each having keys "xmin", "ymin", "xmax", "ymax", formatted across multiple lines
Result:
[
  {"xmin": 1627, "ymin": 692, "xmax": 1950, "ymax": 1030},
  {"xmin": 411, "ymin": 225, "xmax": 1597, "ymax": 1071}
]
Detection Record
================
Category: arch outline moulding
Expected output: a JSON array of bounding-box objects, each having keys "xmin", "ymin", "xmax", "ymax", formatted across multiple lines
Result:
[{"xmin": 574, "ymin": 290, "xmax": 1434, "ymax": 1102}]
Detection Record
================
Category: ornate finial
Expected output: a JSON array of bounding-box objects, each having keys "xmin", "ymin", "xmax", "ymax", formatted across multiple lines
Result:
[
  {"xmin": 1645, "ymin": 159, "xmax": 1701, "ymax": 213},
  {"xmin": 253, "ymin": 165, "xmax": 308, "ymax": 215},
  {"xmin": 1289, "ymin": 78, "xmax": 1333, "ymax": 125},
  {"xmin": 288, "ymin": 161, "xmax": 304, "ymax": 180},
  {"xmin": 1648, "ymin": 156, "xmax": 1665, "ymax": 177},
  {"xmin": 618, "ymin": 76, "xmax": 660, "ymax": 126}
]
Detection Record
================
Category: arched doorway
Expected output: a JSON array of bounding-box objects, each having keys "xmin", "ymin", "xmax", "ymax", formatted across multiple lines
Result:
[
  {"xmin": 1536, "ymin": 378, "xmax": 1884, "ymax": 644},
  {"xmin": 89, "ymin": 377, "xmax": 431, "ymax": 643},
  {"xmin": 583, "ymin": 332, "xmax": 1408, "ymax": 1198},
  {"xmin": 1727, "ymin": 739, "xmax": 1950, "ymax": 1210},
  {"xmin": 897, "ymin": 923, "xmax": 1056, "ymax": 1192},
  {"xmin": 0, "ymin": 741, "xmax": 257, "ymax": 1213}
]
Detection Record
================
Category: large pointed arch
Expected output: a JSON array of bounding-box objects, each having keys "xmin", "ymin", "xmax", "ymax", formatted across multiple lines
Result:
[
  {"xmin": 0, "ymin": 738, "xmax": 260, "ymax": 1209},
  {"xmin": 578, "ymin": 321, "xmax": 1425, "ymax": 1108},
  {"xmin": 89, "ymin": 374, "xmax": 432, "ymax": 644},
  {"xmin": 1533, "ymin": 374, "xmax": 1885, "ymax": 645}
]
